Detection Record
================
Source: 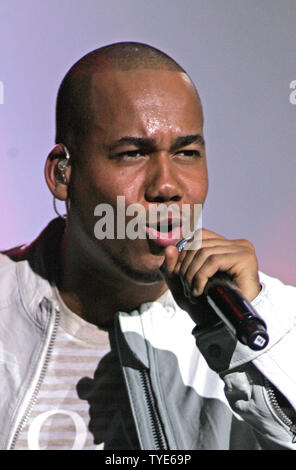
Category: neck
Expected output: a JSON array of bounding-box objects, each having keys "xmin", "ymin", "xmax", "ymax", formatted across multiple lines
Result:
[{"xmin": 55, "ymin": 232, "xmax": 168, "ymax": 328}]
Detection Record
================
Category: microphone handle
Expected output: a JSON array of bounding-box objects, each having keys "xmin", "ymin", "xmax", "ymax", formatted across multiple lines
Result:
[
  {"xmin": 175, "ymin": 238, "xmax": 269, "ymax": 351},
  {"xmin": 204, "ymin": 271, "xmax": 269, "ymax": 350}
]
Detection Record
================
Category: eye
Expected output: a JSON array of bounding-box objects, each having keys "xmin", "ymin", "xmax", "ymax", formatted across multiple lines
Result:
[
  {"xmin": 175, "ymin": 150, "xmax": 201, "ymax": 158},
  {"xmin": 112, "ymin": 150, "xmax": 147, "ymax": 160}
]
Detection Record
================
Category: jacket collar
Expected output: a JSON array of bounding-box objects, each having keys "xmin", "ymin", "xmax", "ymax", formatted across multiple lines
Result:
[
  {"xmin": 8, "ymin": 218, "xmax": 66, "ymax": 326},
  {"xmin": 4, "ymin": 218, "xmax": 180, "ymax": 367}
]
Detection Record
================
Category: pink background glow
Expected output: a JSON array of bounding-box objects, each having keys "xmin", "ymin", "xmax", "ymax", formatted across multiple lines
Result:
[{"xmin": 0, "ymin": 0, "xmax": 295, "ymax": 285}]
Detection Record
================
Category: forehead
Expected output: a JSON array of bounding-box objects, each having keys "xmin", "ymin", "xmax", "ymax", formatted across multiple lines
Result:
[{"xmin": 88, "ymin": 69, "xmax": 203, "ymax": 138}]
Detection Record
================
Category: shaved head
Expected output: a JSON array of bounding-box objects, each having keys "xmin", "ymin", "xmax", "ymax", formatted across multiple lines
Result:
[
  {"xmin": 48, "ymin": 41, "xmax": 208, "ymax": 287},
  {"xmin": 55, "ymin": 41, "xmax": 202, "ymax": 161}
]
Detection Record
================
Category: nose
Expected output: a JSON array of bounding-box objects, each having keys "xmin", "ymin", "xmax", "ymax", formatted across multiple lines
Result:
[{"xmin": 144, "ymin": 152, "xmax": 184, "ymax": 203}]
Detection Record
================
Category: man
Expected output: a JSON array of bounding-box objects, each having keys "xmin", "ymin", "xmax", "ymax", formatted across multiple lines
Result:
[{"xmin": 0, "ymin": 42, "xmax": 296, "ymax": 450}]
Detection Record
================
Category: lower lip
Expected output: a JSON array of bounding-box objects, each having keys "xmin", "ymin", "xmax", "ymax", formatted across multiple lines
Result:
[{"xmin": 145, "ymin": 226, "xmax": 182, "ymax": 247}]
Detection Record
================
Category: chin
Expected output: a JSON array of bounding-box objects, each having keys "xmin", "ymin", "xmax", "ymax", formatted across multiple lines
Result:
[
  {"xmin": 99, "ymin": 241, "xmax": 164, "ymax": 284},
  {"xmin": 126, "ymin": 253, "xmax": 166, "ymax": 284},
  {"xmin": 119, "ymin": 261, "xmax": 164, "ymax": 284}
]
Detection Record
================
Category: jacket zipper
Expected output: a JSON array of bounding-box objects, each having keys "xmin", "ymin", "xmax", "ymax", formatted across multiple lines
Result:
[
  {"xmin": 114, "ymin": 315, "xmax": 168, "ymax": 450},
  {"xmin": 8, "ymin": 299, "xmax": 60, "ymax": 450},
  {"xmin": 264, "ymin": 378, "xmax": 296, "ymax": 443},
  {"xmin": 138, "ymin": 369, "xmax": 168, "ymax": 450}
]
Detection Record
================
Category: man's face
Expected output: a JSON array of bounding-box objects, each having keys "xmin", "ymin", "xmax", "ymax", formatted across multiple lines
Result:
[{"xmin": 67, "ymin": 69, "xmax": 208, "ymax": 283}]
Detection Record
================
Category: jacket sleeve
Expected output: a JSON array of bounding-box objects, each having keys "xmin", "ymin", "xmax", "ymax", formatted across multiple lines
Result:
[{"xmin": 193, "ymin": 272, "xmax": 296, "ymax": 449}]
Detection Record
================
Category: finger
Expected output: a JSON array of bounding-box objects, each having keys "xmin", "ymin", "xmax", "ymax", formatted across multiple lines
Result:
[
  {"xmin": 189, "ymin": 248, "xmax": 257, "ymax": 297},
  {"xmin": 179, "ymin": 235, "xmax": 253, "ymax": 278},
  {"xmin": 160, "ymin": 246, "xmax": 191, "ymax": 306},
  {"xmin": 161, "ymin": 245, "xmax": 179, "ymax": 276},
  {"xmin": 190, "ymin": 253, "xmax": 239, "ymax": 296},
  {"xmin": 178, "ymin": 236, "xmax": 230, "ymax": 275},
  {"xmin": 180, "ymin": 243, "xmax": 242, "ymax": 283},
  {"xmin": 164, "ymin": 246, "xmax": 194, "ymax": 299},
  {"xmin": 201, "ymin": 230, "xmax": 254, "ymax": 251}
]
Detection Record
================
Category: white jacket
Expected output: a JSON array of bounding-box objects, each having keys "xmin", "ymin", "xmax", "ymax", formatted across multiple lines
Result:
[{"xmin": 0, "ymin": 219, "xmax": 296, "ymax": 449}]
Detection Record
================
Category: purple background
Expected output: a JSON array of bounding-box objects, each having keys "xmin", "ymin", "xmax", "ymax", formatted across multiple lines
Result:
[{"xmin": 0, "ymin": 0, "xmax": 295, "ymax": 284}]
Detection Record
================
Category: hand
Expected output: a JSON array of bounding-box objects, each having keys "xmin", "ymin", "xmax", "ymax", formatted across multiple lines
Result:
[{"xmin": 160, "ymin": 229, "xmax": 261, "ymax": 321}]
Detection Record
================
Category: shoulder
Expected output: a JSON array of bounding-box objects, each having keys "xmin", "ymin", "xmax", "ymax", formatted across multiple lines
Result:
[
  {"xmin": 0, "ymin": 246, "xmax": 29, "ymax": 309},
  {"xmin": 258, "ymin": 270, "xmax": 296, "ymax": 304}
]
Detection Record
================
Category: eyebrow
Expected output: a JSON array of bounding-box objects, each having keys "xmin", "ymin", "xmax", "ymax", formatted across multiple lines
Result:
[
  {"xmin": 107, "ymin": 134, "xmax": 205, "ymax": 152},
  {"xmin": 171, "ymin": 134, "xmax": 205, "ymax": 150}
]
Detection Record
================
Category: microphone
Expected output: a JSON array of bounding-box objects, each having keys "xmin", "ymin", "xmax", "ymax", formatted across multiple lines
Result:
[{"xmin": 176, "ymin": 238, "xmax": 269, "ymax": 351}]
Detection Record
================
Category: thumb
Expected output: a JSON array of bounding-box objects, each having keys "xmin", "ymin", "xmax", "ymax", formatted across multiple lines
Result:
[
  {"xmin": 160, "ymin": 245, "xmax": 188, "ymax": 309},
  {"xmin": 160, "ymin": 245, "xmax": 179, "ymax": 276}
]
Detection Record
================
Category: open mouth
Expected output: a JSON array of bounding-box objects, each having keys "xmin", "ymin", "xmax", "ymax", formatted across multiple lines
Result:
[{"xmin": 145, "ymin": 218, "xmax": 182, "ymax": 247}]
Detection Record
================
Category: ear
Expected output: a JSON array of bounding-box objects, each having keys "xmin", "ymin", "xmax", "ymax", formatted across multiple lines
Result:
[{"xmin": 44, "ymin": 144, "xmax": 71, "ymax": 201}]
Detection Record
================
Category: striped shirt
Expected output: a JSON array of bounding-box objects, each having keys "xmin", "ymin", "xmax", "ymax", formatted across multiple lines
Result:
[{"xmin": 14, "ymin": 287, "xmax": 139, "ymax": 450}]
